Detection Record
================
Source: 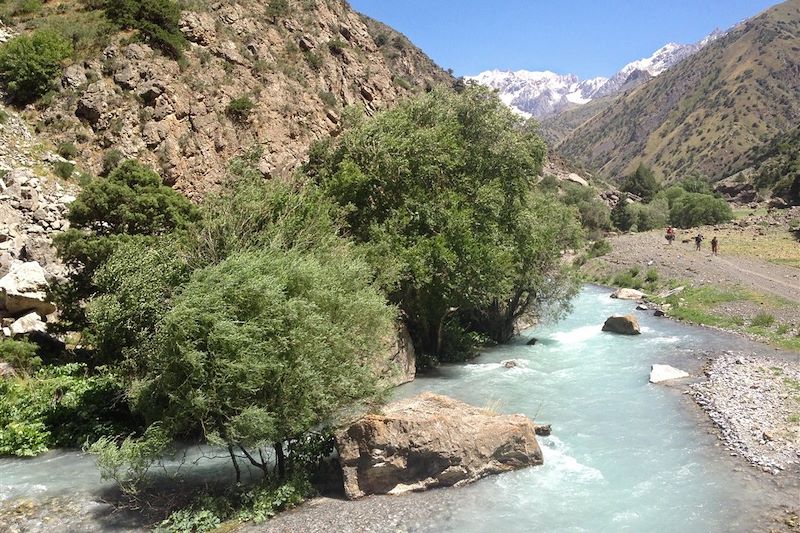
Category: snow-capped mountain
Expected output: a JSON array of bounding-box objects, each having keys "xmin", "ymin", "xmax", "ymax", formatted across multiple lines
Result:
[
  {"xmin": 468, "ymin": 70, "xmax": 608, "ymax": 118},
  {"xmin": 469, "ymin": 29, "xmax": 724, "ymax": 118}
]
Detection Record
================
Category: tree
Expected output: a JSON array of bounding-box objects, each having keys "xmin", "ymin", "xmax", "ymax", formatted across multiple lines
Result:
[
  {"xmin": 104, "ymin": 0, "xmax": 186, "ymax": 59},
  {"xmin": 611, "ymin": 200, "xmax": 634, "ymax": 232},
  {"xmin": 0, "ymin": 30, "xmax": 72, "ymax": 105},
  {"xmin": 54, "ymin": 160, "xmax": 198, "ymax": 331},
  {"xmin": 306, "ymin": 86, "xmax": 581, "ymax": 360},
  {"xmin": 621, "ymin": 163, "xmax": 660, "ymax": 202},
  {"xmin": 129, "ymin": 247, "xmax": 393, "ymax": 478},
  {"xmin": 669, "ymin": 192, "xmax": 733, "ymax": 228}
]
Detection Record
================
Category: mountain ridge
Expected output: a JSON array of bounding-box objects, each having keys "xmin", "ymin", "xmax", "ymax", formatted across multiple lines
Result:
[{"xmin": 468, "ymin": 29, "xmax": 725, "ymax": 118}]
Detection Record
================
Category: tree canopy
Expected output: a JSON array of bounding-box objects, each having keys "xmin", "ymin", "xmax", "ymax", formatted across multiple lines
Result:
[{"xmin": 305, "ymin": 86, "xmax": 581, "ymax": 361}]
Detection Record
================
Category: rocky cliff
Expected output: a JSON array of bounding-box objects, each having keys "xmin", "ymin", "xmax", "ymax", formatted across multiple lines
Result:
[{"xmin": 5, "ymin": 0, "xmax": 452, "ymax": 199}]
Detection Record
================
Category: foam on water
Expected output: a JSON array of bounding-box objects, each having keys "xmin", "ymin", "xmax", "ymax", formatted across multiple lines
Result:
[{"xmin": 398, "ymin": 285, "xmax": 773, "ymax": 532}]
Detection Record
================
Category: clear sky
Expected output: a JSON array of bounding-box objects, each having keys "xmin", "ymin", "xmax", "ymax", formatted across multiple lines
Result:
[{"xmin": 348, "ymin": 0, "xmax": 780, "ymax": 79}]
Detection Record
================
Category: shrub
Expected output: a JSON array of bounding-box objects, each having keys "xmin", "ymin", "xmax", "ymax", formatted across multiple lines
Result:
[
  {"xmin": 265, "ymin": 0, "xmax": 291, "ymax": 23},
  {"xmin": 226, "ymin": 96, "xmax": 256, "ymax": 122},
  {"xmin": 645, "ymin": 268, "xmax": 659, "ymax": 283},
  {"xmin": 53, "ymin": 161, "xmax": 75, "ymax": 179},
  {"xmin": 101, "ymin": 148, "xmax": 124, "ymax": 176},
  {"xmin": 0, "ymin": 30, "xmax": 73, "ymax": 105},
  {"xmin": 104, "ymin": 0, "xmax": 186, "ymax": 59},
  {"xmin": 0, "ymin": 364, "xmax": 138, "ymax": 456},
  {"xmin": 57, "ymin": 142, "xmax": 78, "ymax": 159},
  {"xmin": 751, "ymin": 312, "xmax": 775, "ymax": 328},
  {"xmin": 587, "ymin": 239, "xmax": 612, "ymax": 258},
  {"xmin": 304, "ymin": 51, "xmax": 323, "ymax": 71},
  {"xmin": 327, "ymin": 38, "xmax": 347, "ymax": 55},
  {"xmin": 54, "ymin": 160, "xmax": 198, "ymax": 331},
  {"xmin": 0, "ymin": 339, "xmax": 41, "ymax": 374},
  {"xmin": 318, "ymin": 90, "xmax": 336, "ymax": 108},
  {"xmin": 0, "ymin": 109, "xmax": 9, "ymax": 124},
  {"xmin": 669, "ymin": 192, "xmax": 733, "ymax": 228},
  {"xmin": 627, "ymin": 198, "xmax": 669, "ymax": 231}
]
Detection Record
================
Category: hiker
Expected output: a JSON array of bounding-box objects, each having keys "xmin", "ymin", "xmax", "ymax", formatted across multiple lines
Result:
[
  {"xmin": 665, "ymin": 226, "xmax": 675, "ymax": 245},
  {"xmin": 711, "ymin": 236, "xmax": 718, "ymax": 255},
  {"xmin": 694, "ymin": 233, "xmax": 703, "ymax": 251}
]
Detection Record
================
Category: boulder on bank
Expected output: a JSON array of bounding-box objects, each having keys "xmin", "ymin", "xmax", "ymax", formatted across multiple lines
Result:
[
  {"xmin": 335, "ymin": 392, "xmax": 543, "ymax": 499},
  {"xmin": 0, "ymin": 261, "xmax": 56, "ymax": 317},
  {"xmin": 649, "ymin": 364, "xmax": 689, "ymax": 383},
  {"xmin": 611, "ymin": 288, "xmax": 645, "ymax": 300},
  {"xmin": 602, "ymin": 315, "xmax": 641, "ymax": 335}
]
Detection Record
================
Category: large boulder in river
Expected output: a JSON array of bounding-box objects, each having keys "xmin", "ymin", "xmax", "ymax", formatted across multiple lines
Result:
[
  {"xmin": 610, "ymin": 288, "xmax": 645, "ymax": 300},
  {"xmin": 0, "ymin": 261, "xmax": 56, "ymax": 316},
  {"xmin": 602, "ymin": 314, "xmax": 641, "ymax": 335},
  {"xmin": 336, "ymin": 392, "xmax": 543, "ymax": 499}
]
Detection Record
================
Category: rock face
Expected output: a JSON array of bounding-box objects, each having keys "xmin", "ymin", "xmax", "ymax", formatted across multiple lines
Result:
[
  {"xmin": 649, "ymin": 364, "xmax": 689, "ymax": 383},
  {"xmin": 610, "ymin": 288, "xmax": 645, "ymax": 300},
  {"xmin": 336, "ymin": 393, "xmax": 543, "ymax": 499},
  {"xmin": 378, "ymin": 323, "xmax": 416, "ymax": 386},
  {"xmin": 16, "ymin": 1, "xmax": 453, "ymax": 199},
  {"xmin": 602, "ymin": 315, "xmax": 641, "ymax": 335}
]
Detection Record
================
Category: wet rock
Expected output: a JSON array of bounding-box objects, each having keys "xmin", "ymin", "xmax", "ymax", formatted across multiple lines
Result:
[
  {"xmin": 502, "ymin": 359, "xmax": 519, "ymax": 368},
  {"xmin": 636, "ymin": 303, "xmax": 649, "ymax": 311},
  {"xmin": 534, "ymin": 424, "xmax": 551, "ymax": 436},
  {"xmin": 336, "ymin": 392, "xmax": 543, "ymax": 499},
  {"xmin": 602, "ymin": 314, "xmax": 641, "ymax": 335},
  {"xmin": 649, "ymin": 364, "xmax": 689, "ymax": 383},
  {"xmin": 611, "ymin": 288, "xmax": 645, "ymax": 300},
  {"xmin": 526, "ymin": 337, "xmax": 538, "ymax": 346},
  {"xmin": 653, "ymin": 309, "xmax": 666, "ymax": 317}
]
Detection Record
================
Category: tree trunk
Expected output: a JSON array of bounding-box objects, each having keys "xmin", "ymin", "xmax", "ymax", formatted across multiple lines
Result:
[
  {"xmin": 228, "ymin": 444, "xmax": 241, "ymax": 484},
  {"xmin": 274, "ymin": 442, "xmax": 286, "ymax": 480}
]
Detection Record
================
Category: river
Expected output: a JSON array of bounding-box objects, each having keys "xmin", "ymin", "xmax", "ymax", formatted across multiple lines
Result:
[{"xmin": 0, "ymin": 285, "xmax": 790, "ymax": 532}]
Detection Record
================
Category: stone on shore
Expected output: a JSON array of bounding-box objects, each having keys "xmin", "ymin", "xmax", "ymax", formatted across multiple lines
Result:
[
  {"xmin": 0, "ymin": 261, "xmax": 56, "ymax": 316},
  {"xmin": 602, "ymin": 314, "xmax": 641, "ymax": 335},
  {"xmin": 611, "ymin": 288, "xmax": 645, "ymax": 300},
  {"xmin": 649, "ymin": 364, "xmax": 689, "ymax": 383},
  {"xmin": 9, "ymin": 311, "xmax": 47, "ymax": 336},
  {"xmin": 336, "ymin": 392, "xmax": 543, "ymax": 499}
]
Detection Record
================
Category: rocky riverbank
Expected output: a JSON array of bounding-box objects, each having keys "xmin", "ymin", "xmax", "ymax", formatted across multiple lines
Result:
[{"xmin": 691, "ymin": 352, "xmax": 800, "ymax": 474}]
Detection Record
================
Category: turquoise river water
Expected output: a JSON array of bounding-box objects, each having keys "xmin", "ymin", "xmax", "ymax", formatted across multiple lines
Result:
[{"xmin": 0, "ymin": 285, "xmax": 785, "ymax": 532}]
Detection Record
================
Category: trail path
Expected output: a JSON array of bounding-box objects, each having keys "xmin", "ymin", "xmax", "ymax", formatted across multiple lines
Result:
[{"xmin": 597, "ymin": 230, "xmax": 800, "ymax": 304}]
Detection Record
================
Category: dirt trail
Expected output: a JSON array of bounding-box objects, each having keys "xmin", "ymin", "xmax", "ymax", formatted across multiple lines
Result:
[{"xmin": 595, "ymin": 230, "xmax": 800, "ymax": 304}]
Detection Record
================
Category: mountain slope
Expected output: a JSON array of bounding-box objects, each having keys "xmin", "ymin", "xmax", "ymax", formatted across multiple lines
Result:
[
  {"xmin": 2, "ymin": 0, "xmax": 453, "ymax": 199},
  {"xmin": 556, "ymin": 0, "xmax": 800, "ymax": 182}
]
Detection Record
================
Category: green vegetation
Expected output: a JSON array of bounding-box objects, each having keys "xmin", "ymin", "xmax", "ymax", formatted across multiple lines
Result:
[
  {"xmin": 0, "ymin": 30, "xmax": 72, "ymax": 105},
  {"xmin": 622, "ymin": 163, "xmax": 660, "ymax": 202},
  {"xmin": 53, "ymin": 160, "xmax": 198, "ymax": 330},
  {"xmin": 103, "ymin": 0, "xmax": 186, "ymax": 59},
  {"xmin": 560, "ymin": 183, "xmax": 611, "ymax": 239},
  {"xmin": 306, "ymin": 86, "xmax": 581, "ymax": 363},
  {"xmin": 751, "ymin": 312, "xmax": 776, "ymax": 328},
  {"xmin": 226, "ymin": 96, "xmax": 256, "ymax": 122},
  {"xmin": 0, "ymin": 339, "xmax": 41, "ymax": 375},
  {"xmin": 0, "ymin": 364, "xmax": 137, "ymax": 457},
  {"xmin": 57, "ymin": 142, "xmax": 78, "ymax": 159},
  {"xmin": 612, "ymin": 167, "xmax": 733, "ymax": 231}
]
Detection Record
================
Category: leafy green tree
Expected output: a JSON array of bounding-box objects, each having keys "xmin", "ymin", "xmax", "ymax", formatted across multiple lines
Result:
[
  {"xmin": 129, "ymin": 247, "xmax": 393, "ymax": 477},
  {"xmin": 611, "ymin": 200, "xmax": 634, "ymax": 231},
  {"xmin": 621, "ymin": 163, "xmax": 660, "ymax": 202},
  {"xmin": 54, "ymin": 160, "xmax": 198, "ymax": 331},
  {"xmin": 0, "ymin": 30, "xmax": 72, "ymax": 105},
  {"xmin": 626, "ymin": 198, "xmax": 669, "ymax": 232},
  {"xmin": 104, "ymin": 0, "xmax": 186, "ymax": 59},
  {"xmin": 560, "ymin": 183, "xmax": 612, "ymax": 239},
  {"xmin": 306, "ymin": 86, "xmax": 581, "ymax": 359},
  {"xmin": 669, "ymin": 192, "xmax": 733, "ymax": 228}
]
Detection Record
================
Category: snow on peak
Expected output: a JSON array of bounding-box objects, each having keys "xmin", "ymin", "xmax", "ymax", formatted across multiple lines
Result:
[{"xmin": 469, "ymin": 29, "xmax": 725, "ymax": 118}]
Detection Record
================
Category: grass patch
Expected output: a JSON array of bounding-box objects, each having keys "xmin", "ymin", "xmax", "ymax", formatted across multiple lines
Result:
[{"xmin": 751, "ymin": 312, "xmax": 775, "ymax": 328}]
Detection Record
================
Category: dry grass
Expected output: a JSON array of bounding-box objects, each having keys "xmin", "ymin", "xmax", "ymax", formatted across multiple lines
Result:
[{"xmin": 716, "ymin": 228, "xmax": 800, "ymax": 269}]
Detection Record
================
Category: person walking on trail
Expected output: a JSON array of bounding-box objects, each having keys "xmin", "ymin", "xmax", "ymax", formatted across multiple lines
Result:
[
  {"xmin": 694, "ymin": 233, "xmax": 704, "ymax": 251},
  {"xmin": 711, "ymin": 236, "xmax": 718, "ymax": 256},
  {"xmin": 665, "ymin": 226, "xmax": 675, "ymax": 245}
]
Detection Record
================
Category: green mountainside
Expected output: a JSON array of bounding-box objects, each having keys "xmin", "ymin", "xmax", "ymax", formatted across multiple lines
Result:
[{"xmin": 554, "ymin": 0, "xmax": 800, "ymax": 185}]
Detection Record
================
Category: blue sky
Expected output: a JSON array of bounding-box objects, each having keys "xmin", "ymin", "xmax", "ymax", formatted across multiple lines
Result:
[{"xmin": 349, "ymin": 0, "xmax": 779, "ymax": 79}]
